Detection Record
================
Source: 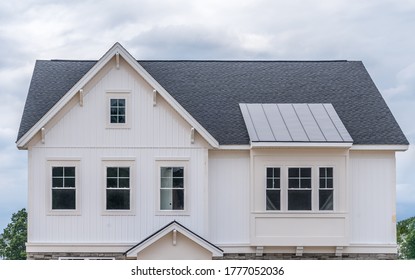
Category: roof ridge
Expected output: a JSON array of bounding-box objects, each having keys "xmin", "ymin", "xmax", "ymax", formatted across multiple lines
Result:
[{"xmin": 46, "ymin": 59, "xmax": 351, "ymax": 63}]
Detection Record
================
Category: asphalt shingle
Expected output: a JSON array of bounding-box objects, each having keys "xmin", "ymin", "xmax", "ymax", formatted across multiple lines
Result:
[{"xmin": 17, "ymin": 59, "xmax": 409, "ymax": 146}]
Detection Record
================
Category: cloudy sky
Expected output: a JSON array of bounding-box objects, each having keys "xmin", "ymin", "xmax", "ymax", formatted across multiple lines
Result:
[{"xmin": 1, "ymin": 0, "xmax": 414, "ymax": 231}]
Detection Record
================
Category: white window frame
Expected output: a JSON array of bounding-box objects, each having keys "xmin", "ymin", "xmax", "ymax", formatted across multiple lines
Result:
[
  {"xmin": 46, "ymin": 159, "xmax": 81, "ymax": 216},
  {"xmin": 318, "ymin": 166, "xmax": 335, "ymax": 211},
  {"xmin": 102, "ymin": 159, "xmax": 136, "ymax": 216},
  {"xmin": 155, "ymin": 159, "xmax": 189, "ymax": 216},
  {"xmin": 265, "ymin": 166, "xmax": 282, "ymax": 211},
  {"xmin": 106, "ymin": 91, "xmax": 131, "ymax": 129},
  {"xmin": 286, "ymin": 166, "xmax": 313, "ymax": 211},
  {"xmin": 263, "ymin": 166, "xmax": 336, "ymax": 212}
]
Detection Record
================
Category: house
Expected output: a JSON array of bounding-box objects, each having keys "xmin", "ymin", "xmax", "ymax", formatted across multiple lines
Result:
[{"xmin": 16, "ymin": 43, "xmax": 408, "ymax": 260}]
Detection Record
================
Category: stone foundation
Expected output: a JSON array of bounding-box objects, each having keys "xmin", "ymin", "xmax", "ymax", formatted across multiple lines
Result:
[
  {"xmin": 27, "ymin": 252, "xmax": 126, "ymax": 260},
  {"xmin": 213, "ymin": 253, "xmax": 397, "ymax": 260},
  {"xmin": 28, "ymin": 252, "xmax": 397, "ymax": 260}
]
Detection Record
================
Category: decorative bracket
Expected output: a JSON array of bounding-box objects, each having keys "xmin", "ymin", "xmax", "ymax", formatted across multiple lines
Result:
[
  {"xmin": 256, "ymin": 246, "xmax": 264, "ymax": 257},
  {"xmin": 79, "ymin": 89, "xmax": 84, "ymax": 107},
  {"xmin": 295, "ymin": 246, "xmax": 304, "ymax": 257},
  {"xmin": 41, "ymin": 127, "xmax": 45, "ymax": 144},
  {"xmin": 335, "ymin": 246, "xmax": 343, "ymax": 257},
  {"xmin": 115, "ymin": 52, "xmax": 120, "ymax": 69},
  {"xmin": 172, "ymin": 229, "xmax": 177, "ymax": 246},
  {"xmin": 153, "ymin": 90, "xmax": 157, "ymax": 106},
  {"xmin": 190, "ymin": 127, "xmax": 195, "ymax": 144}
]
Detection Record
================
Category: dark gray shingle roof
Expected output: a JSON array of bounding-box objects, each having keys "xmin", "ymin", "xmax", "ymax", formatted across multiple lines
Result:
[{"xmin": 17, "ymin": 59, "xmax": 408, "ymax": 145}]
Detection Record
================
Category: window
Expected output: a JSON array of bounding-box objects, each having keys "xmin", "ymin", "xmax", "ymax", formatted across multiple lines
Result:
[
  {"xmin": 319, "ymin": 167, "xmax": 334, "ymax": 210},
  {"xmin": 288, "ymin": 167, "xmax": 312, "ymax": 210},
  {"xmin": 160, "ymin": 167, "xmax": 184, "ymax": 210},
  {"xmin": 266, "ymin": 167, "xmax": 280, "ymax": 210},
  {"xmin": 106, "ymin": 92, "xmax": 131, "ymax": 128},
  {"xmin": 110, "ymin": 98, "xmax": 126, "ymax": 124},
  {"xmin": 52, "ymin": 166, "xmax": 76, "ymax": 210},
  {"xmin": 106, "ymin": 167, "xmax": 130, "ymax": 210}
]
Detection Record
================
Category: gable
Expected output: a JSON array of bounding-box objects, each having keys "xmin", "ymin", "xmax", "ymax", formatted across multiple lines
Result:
[
  {"xmin": 32, "ymin": 55, "xmax": 210, "ymax": 148},
  {"xmin": 16, "ymin": 43, "xmax": 218, "ymax": 149},
  {"xmin": 125, "ymin": 221, "xmax": 223, "ymax": 259}
]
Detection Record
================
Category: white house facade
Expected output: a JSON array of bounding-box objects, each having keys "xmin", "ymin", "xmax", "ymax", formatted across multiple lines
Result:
[{"xmin": 17, "ymin": 43, "xmax": 408, "ymax": 259}]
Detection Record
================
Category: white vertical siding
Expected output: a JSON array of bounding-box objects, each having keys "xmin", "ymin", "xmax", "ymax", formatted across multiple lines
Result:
[
  {"xmin": 208, "ymin": 151, "xmax": 250, "ymax": 245},
  {"xmin": 30, "ymin": 147, "xmax": 208, "ymax": 243},
  {"xmin": 28, "ymin": 58, "xmax": 210, "ymax": 244},
  {"xmin": 349, "ymin": 151, "xmax": 396, "ymax": 244}
]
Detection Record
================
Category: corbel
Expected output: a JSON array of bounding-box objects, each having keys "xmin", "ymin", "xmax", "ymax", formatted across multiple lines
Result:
[
  {"xmin": 41, "ymin": 127, "xmax": 45, "ymax": 144},
  {"xmin": 335, "ymin": 246, "xmax": 343, "ymax": 257},
  {"xmin": 172, "ymin": 229, "xmax": 177, "ymax": 246},
  {"xmin": 295, "ymin": 246, "xmax": 304, "ymax": 257},
  {"xmin": 153, "ymin": 89, "xmax": 157, "ymax": 106},
  {"xmin": 256, "ymin": 246, "xmax": 264, "ymax": 257},
  {"xmin": 79, "ymin": 89, "xmax": 84, "ymax": 107},
  {"xmin": 190, "ymin": 127, "xmax": 195, "ymax": 144},
  {"xmin": 115, "ymin": 52, "xmax": 120, "ymax": 69}
]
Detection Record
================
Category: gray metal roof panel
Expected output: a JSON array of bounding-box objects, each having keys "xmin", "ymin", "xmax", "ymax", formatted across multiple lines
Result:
[
  {"xmin": 308, "ymin": 104, "xmax": 343, "ymax": 142},
  {"xmin": 324, "ymin": 104, "xmax": 354, "ymax": 142},
  {"xmin": 293, "ymin": 104, "xmax": 326, "ymax": 141},
  {"xmin": 277, "ymin": 104, "xmax": 309, "ymax": 142},
  {"xmin": 262, "ymin": 104, "xmax": 292, "ymax": 141},
  {"xmin": 240, "ymin": 103, "xmax": 352, "ymax": 143},
  {"xmin": 17, "ymin": 60, "xmax": 409, "ymax": 145}
]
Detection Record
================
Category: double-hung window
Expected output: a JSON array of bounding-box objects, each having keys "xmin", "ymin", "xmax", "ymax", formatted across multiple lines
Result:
[
  {"xmin": 288, "ymin": 167, "xmax": 312, "ymax": 210},
  {"xmin": 52, "ymin": 166, "xmax": 76, "ymax": 210},
  {"xmin": 160, "ymin": 167, "xmax": 184, "ymax": 210},
  {"xmin": 48, "ymin": 160, "xmax": 80, "ymax": 214},
  {"xmin": 106, "ymin": 167, "xmax": 130, "ymax": 210},
  {"xmin": 319, "ymin": 167, "xmax": 334, "ymax": 210},
  {"xmin": 266, "ymin": 167, "xmax": 281, "ymax": 210}
]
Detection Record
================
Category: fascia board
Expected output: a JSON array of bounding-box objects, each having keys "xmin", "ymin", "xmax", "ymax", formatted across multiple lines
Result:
[
  {"xmin": 250, "ymin": 142, "xmax": 353, "ymax": 148},
  {"xmin": 350, "ymin": 144, "xmax": 409, "ymax": 151}
]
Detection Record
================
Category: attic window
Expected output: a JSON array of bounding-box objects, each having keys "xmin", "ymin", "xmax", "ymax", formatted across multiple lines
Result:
[
  {"xmin": 106, "ymin": 91, "xmax": 131, "ymax": 128},
  {"xmin": 110, "ymin": 98, "xmax": 126, "ymax": 124}
]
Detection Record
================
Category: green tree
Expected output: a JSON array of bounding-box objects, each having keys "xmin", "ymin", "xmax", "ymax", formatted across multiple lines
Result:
[
  {"xmin": 0, "ymin": 208, "xmax": 27, "ymax": 260},
  {"xmin": 397, "ymin": 216, "xmax": 415, "ymax": 259}
]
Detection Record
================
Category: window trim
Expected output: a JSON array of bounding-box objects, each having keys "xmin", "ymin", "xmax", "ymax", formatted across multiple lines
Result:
[
  {"xmin": 101, "ymin": 159, "xmax": 136, "ymax": 216},
  {"xmin": 46, "ymin": 160, "xmax": 81, "ymax": 216},
  {"xmin": 155, "ymin": 160, "xmax": 189, "ymax": 216},
  {"xmin": 106, "ymin": 91, "xmax": 131, "ymax": 129},
  {"xmin": 263, "ymin": 165, "xmax": 336, "ymax": 212}
]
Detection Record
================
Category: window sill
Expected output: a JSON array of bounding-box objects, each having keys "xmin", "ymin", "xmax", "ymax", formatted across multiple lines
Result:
[
  {"xmin": 101, "ymin": 210, "xmax": 135, "ymax": 216},
  {"xmin": 155, "ymin": 210, "xmax": 190, "ymax": 216},
  {"xmin": 47, "ymin": 210, "xmax": 81, "ymax": 216}
]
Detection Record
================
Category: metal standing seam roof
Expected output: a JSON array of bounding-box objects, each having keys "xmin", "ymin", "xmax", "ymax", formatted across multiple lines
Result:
[
  {"xmin": 17, "ymin": 60, "xmax": 409, "ymax": 146},
  {"xmin": 239, "ymin": 103, "xmax": 353, "ymax": 143}
]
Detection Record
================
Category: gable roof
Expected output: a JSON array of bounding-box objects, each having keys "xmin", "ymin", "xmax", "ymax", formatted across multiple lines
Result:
[
  {"xmin": 124, "ymin": 220, "xmax": 223, "ymax": 258},
  {"xmin": 17, "ymin": 47, "xmax": 408, "ymax": 146}
]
